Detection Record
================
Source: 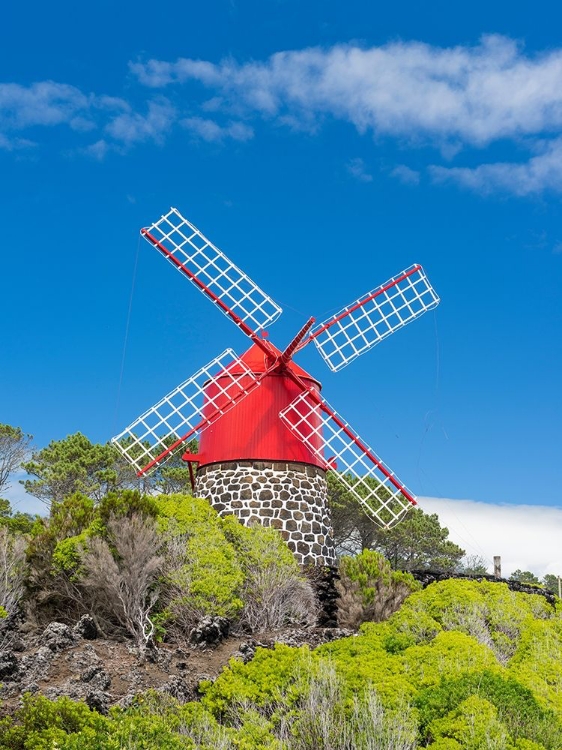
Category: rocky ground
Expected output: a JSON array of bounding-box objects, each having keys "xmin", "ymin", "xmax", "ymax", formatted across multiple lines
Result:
[{"xmin": 0, "ymin": 616, "xmax": 353, "ymax": 717}]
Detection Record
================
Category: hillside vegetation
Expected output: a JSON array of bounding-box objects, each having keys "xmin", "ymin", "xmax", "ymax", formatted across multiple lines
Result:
[
  {"xmin": 1, "ymin": 577, "xmax": 561, "ymax": 749},
  {"xmin": 1, "ymin": 425, "xmax": 561, "ymax": 748}
]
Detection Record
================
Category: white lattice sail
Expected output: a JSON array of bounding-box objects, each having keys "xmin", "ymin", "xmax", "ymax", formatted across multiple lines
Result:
[
  {"xmin": 112, "ymin": 349, "xmax": 260, "ymax": 475},
  {"xmin": 309, "ymin": 264, "xmax": 439, "ymax": 372},
  {"xmin": 142, "ymin": 207, "xmax": 282, "ymax": 332},
  {"xmin": 280, "ymin": 392, "xmax": 417, "ymax": 528}
]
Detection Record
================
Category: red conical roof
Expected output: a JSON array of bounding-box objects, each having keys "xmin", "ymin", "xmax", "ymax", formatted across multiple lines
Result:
[{"xmin": 200, "ymin": 340, "xmax": 325, "ymax": 468}]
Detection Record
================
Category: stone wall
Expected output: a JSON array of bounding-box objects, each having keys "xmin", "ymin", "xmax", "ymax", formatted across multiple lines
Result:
[{"xmin": 195, "ymin": 460, "xmax": 335, "ymax": 566}]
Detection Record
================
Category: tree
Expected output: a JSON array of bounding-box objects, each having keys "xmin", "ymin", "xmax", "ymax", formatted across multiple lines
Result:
[
  {"xmin": 458, "ymin": 554, "xmax": 489, "ymax": 576},
  {"xmin": 375, "ymin": 510, "xmax": 465, "ymax": 571},
  {"xmin": 21, "ymin": 432, "xmax": 147, "ymax": 506},
  {"xmin": 328, "ymin": 472, "xmax": 465, "ymax": 571},
  {"xmin": 22, "ymin": 432, "xmax": 195, "ymax": 507},
  {"xmin": 117, "ymin": 434, "xmax": 195, "ymax": 496},
  {"xmin": 0, "ymin": 423, "xmax": 32, "ymax": 497},
  {"xmin": 0, "ymin": 499, "xmax": 36, "ymax": 535},
  {"xmin": 153, "ymin": 438, "xmax": 197, "ymax": 495},
  {"xmin": 328, "ymin": 472, "xmax": 391, "ymax": 553},
  {"xmin": 542, "ymin": 574, "xmax": 561, "ymax": 595}
]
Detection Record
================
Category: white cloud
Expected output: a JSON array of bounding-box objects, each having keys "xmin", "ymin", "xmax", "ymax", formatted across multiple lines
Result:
[
  {"xmin": 0, "ymin": 133, "xmax": 35, "ymax": 151},
  {"xmin": 129, "ymin": 58, "xmax": 224, "ymax": 88},
  {"xmin": 420, "ymin": 496, "xmax": 562, "ymax": 579},
  {"xmin": 181, "ymin": 116, "xmax": 254, "ymax": 143},
  {"xmin": 131, "ymin": 37, "xmax": 562, "ymax": 146},
  {"xmin": 0, "ymin": 78, "xmax": 251, "ymax": 156},
  {"xmin": 83, "ymin": 139, "xmax": 111, "ymax": 160},
  {"xmin": 201, "ymin": 96, "xmax": 226, "ymax": 113},
  {"xmin": 430, "ymin": 137, "xmax": 562, "ymax": 195},
  {"xmin": 391, "ymin": 164, "xmax": 420, "ymax": 185},
  {"xmin": 69, "ymin": 116, "xmax": 97, "ymax": 133},
  {"xmin": 130, "ymin": 37, "xmax": 562, "ymax": 193},
  {"xmin": 346, "ymin": 157, "xmax": 372, "ymax": 182},
  {"xmin": 0, "ymin": 81, "xmax": 138, "ymax": 154},
  {"xmin": 0, "ymin": 81, "xmax": 91, "ymax": 128},
  {"xmin": 104, "ymin": 98, "xmax": 175, "ymax": 146},
  {"xmin": 95, "ymin": 95, "xmax": 130, "ymax": 112},
  {"xmin": 8, "ymin": 36, "xmax": 562, "ymax": 187}
]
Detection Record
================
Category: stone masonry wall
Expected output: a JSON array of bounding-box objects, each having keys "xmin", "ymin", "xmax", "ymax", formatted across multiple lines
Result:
[{"xmin": 195, "ymin": 460, "xmax": 335, "ymax": 566}]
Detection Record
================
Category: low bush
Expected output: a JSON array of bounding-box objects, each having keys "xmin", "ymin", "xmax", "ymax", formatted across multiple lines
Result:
[
  {"xmin": 0, "ymin": 526, "xmax": 27, "ymax": 647},
  {"xmin": 156, "ymin": 496, "xmax": 245, "ymax": 634},
  {"xmin": 222, "ymin": 515, "xmax": 317, "ymax": 632},
  {"xmin": 336, "ymin": 549, "xmax": 420, "ymax": 628},
  {"xmin": 18, "ymin": 491, "xmax": 317, "ymax": 638},
  {"xmin": 157, "ymin": 496, "xmax": 317, "ymax": 636},
  {"xmin": 80, "ymin": 514, "xmax": 164, "ymax": 646}
]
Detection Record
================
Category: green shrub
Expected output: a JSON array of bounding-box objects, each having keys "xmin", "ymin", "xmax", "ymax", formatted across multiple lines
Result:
[
  {"xmin": 157, "ymin": 496, "xmax": 316, "ymax": 634},
  {"xmin": 155, "ymin": 494, "xmax": 221, "ymax": 536},
  {"xmin": 415, "ymin": 670, "xmax": 562, "ymax": 749},
  {"xmin": 178, "ymin": 529, "xmax": 244, "ymax": 618},
  {"xmin": 0, "ymin": 694, "xmax": 108, "ymax": 750},
  {"xmin": 156, "ymin": 496, "xmax": 244, "ymax": 632},
  {"xmin": 51, "ymin": 530, "xmax": 91, "ymax": 575},
  {"xmin": 336, "ymin": 549, "xmax": 420, "ymax": 628},
  {"xmin": 401, "ymin": 630, "xmax": 500, "ymax": 689},
  {"xmin": 429, "ymin": 694, "xmax": 513, "ymax": 749},
  {"xmin": 382, "ymin": 578, "xmax": 554, "ymax": 664},
  {"xmin": 222, "ymin": 515, "xmax": 317, "ymax": 631},
  {"xmin": 508, "ymin": 618, "xmax": 562, "ymax": 713},
  {"xmin": 0, "ymin": 692, "xmax": 235, "ymax": 750},
  {"xmin": 25, "ymin": 492, "xmax": 97, "ymax": 620},
  {"xmin": 381, "ymin": 603, "xmax": 442, "ymax": 652},
  {"xmin": 3, "ymin": 577, "xmax": 562, "ymax": 749},
  {"xmin": 97, "ymin": 489, "xmax": 159, "ymax": 526},
  {"xmin": 201, "ymin": 644, "xmax": 313, "ymax": 716}
]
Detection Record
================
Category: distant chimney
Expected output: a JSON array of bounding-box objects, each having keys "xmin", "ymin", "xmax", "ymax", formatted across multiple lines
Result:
[{"xmin": 493, "ymin": 556, "xmax": 502, "ymax": 579}]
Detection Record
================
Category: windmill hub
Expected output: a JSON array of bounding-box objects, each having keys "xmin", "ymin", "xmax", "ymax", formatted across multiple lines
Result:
[{"xmin": 113, "ymin": 207, "xmax": 440, "ymax": 566}]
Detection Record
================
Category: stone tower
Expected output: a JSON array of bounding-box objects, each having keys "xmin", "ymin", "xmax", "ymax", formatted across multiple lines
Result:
[{"xmin": 195, "ymin": 460, "xmax": 334, "ymax": 566}]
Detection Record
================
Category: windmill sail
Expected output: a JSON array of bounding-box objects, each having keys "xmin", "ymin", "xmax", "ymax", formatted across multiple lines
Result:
[
  {"xmin": 280, "ymin": 391, "xmax": 417, "ymax": 528},
  {"xmin": 141, "ymin": 207, "xmax": 282, "ymax": 335},
  {"xmin": 306, "ymin": 264, "xmax": 439, "ymax": 372},
  {"xmin": 112, "ymin": 349, "xmax": 261, "ymax": 475}
]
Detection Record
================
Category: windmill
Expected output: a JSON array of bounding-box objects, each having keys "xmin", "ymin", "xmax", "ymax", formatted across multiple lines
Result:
[{"xmin": 113, "ymin": 207, "xmax": 440, "ymax": 565}]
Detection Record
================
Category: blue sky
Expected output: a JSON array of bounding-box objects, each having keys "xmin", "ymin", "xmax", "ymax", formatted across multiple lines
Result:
[{"xmin": 2, "ymin": 0, "xmax": 562, "ymax": 571}]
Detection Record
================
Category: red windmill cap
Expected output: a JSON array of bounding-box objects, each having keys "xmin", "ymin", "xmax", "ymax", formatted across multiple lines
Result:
[{"xmin": 224, "ymin": 342, "xmax": 322, "ymax": 388}]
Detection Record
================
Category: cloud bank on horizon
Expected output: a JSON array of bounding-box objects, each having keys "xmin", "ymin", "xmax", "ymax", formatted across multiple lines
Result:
[
  {"xmin": 4, "ymin": 35, "xmax": 562, "ymax": 195},
  {"xmin": 420, "ymin": 496, "xmax": 562, "ymax": 579}
]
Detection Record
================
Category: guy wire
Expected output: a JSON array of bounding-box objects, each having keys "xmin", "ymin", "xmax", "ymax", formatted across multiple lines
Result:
[{"xmin": 112, "ymin": 234, "xmax": 142, "ymax": 436}]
